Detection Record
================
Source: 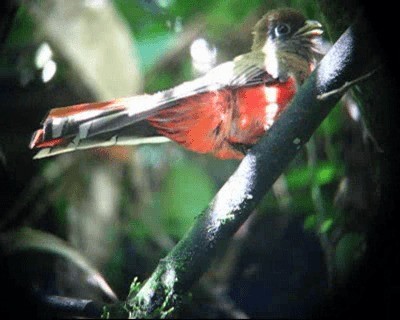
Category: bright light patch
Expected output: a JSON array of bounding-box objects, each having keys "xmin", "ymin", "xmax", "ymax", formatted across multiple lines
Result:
[
  {"xmin": 84, "ymin": 0, "xmax": 107, "ymax": 8},
  {"xmin": 41, "ymin": 60, "xmax": 57, "ymax": 83},
  {"xmin": 345, "ymin": 96, "xmax": 361, "ymax": 121},
  {"xmin": 87, "ymin": 273, "xmax": 117, "ymax": 301},
  {"xmin": 51, "ymin": 117, "xmax": 63, "ymax": 126},
  {"xmin": 190, "ymin": 38, "xmax": 217, "ymax": 74},
  {"xmin": 35, "ymin": 42, "xmax": 53, "ymax": 69},
  {"xmin": 156, "ymin": 0, "xmax": 175, "ymax": 8},
  {"xmin": 35, "ymin": 42, "xmax": 57, "ymax": 83},
  {"xmin": 293, "ymin": 137, "xmax": 301, "ymax": 145}
]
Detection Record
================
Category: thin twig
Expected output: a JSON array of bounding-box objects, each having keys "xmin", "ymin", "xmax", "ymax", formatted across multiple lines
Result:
[{"xmin": 317, "ymin": 68, "xmax": 379, "ymax": 100}]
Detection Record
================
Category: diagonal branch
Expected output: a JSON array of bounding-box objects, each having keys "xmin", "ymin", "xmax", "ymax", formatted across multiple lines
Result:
[{"xmin": 122, "ymin": 17, "xmax": 375, "ymax": 319}]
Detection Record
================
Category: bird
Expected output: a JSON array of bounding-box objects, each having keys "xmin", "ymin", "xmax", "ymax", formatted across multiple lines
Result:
[{"xmin": 30, "ymin": 8, "xmax": 323, "ymax": 160}]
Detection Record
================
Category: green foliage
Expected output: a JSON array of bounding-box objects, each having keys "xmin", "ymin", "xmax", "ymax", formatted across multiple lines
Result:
[
  {"xmin": 317, "ymin": 103, "xmax": 344, "ymax": 136},
  {"xmin": 335, "ymin": 233, "xmax": 365, "ymax": 280},
  {"xmin": 53, "ymin": 196, "xmax": 68, "ymax": 231},
  {"xmin": 5, "ymin": 6, "xmax": 34, "ymax": 46},
  {"xmin": 286, "ymin": 161, "xmax": 343, "ymax": 189},
  {"xmin": 160, "ymin": 160, "xmax": 216, "ymax": 238},
  {"xmin": 319, "ymin": 218, "xmax": 333, "ymax": 234},
  {"xmin": 205, "ymin": 0, "xmax": 263, "ymax": 28},
  {"xmin": 303, "ymin": 214, "xmax": 317, "ymax": 230},
  {"xmin": 101, "ymin": 301, "xmax": 130, "ymax": 319},
  {"xmin": 128, "ymin": 276, "xmax": 142, "ymax": 300},
  {"xmin": 129, "ymin": 215, "xmax": 153, "ymax": 240},
  {"xmin": 104, "ymin": 246, "xmax": 125, "ymax": 289}
]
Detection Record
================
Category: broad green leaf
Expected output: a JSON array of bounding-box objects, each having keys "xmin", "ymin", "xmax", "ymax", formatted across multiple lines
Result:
[
  {"xmin": 286, "ymin": 162, "xmax": 343, "ymax": 189},
  {"xmin": 5, "ymin": 6, "xmax": 35, "ymax": 46},
  {"xmin": 160, "ymin": 160, "xmax": 216, "ymax": 238},
  {"xmin": 304, "ymin": 214, "xmax": 317, "ymax": 230},
  {"xmin": 294, "ymin": 191, "xmax": 316, "ymax": 211},
  {"xmin": 286, "ymin": 165, "xmax": 311, "ymax": 189},
  {"xmin": 335, "ymin": 232, "xmax": 365, "ymax": 279},
  {"xmin": 315, "ymin": 165, "xmax": 338, "ymax": 185},
  {"xmin": 317, "ymin": 103, "xmax": 343, "ymax": 136},
  {"xmin": 319, "ymin": 218, "xmax": 333, "ymax": 233}
]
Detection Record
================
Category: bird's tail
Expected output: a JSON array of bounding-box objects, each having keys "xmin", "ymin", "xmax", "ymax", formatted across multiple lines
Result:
[{"xmin": 29, "ymin": 94, "xmax": 169, "ymax": 159}]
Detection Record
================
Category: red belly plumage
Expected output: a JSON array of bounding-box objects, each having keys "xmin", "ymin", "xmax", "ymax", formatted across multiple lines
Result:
[{"xmin": 148, "ymin": 77, "xmax": 296, "ymax": 159}]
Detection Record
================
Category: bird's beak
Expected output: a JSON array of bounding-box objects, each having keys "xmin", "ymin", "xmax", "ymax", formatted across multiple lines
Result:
[{"xmin": 295, "ymin": 20, "xmax": 323, "ymax": 37}]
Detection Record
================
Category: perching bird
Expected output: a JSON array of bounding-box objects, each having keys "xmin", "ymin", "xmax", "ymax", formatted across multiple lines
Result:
[{"xmin": 30, "ymin": 8, "xmax": 323, "ymax": 160}]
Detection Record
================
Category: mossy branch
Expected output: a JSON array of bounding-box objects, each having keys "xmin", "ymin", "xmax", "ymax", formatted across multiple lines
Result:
[{"xmin": 122, "ymin": 18, "xmax": 375, "ymax": 319}]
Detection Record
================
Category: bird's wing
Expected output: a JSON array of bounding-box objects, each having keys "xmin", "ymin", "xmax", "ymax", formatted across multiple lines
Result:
[{"xmin": 30, "ymin": 54, "xmax": 277, "ymax": 158}]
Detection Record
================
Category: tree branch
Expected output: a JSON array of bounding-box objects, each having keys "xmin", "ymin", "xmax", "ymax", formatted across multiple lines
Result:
[
  {"xmin": 122, "ymin": 18, "xmax": 375, "ymax": 318},
  {"xmin": 38, "ymin": 294, "xmax": 104, "ymax": 318}
]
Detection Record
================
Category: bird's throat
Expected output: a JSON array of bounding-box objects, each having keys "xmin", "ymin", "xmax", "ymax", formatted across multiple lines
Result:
[
  {"xmin": 262, "ymin": 39, "xmax": 312, "ymax": 85},
  {"xmin": 262, "ymin": 40, "xmax": 280, "ymax": 79}
]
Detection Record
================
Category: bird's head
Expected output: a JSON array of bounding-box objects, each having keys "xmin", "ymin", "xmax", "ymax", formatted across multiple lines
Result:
[{"xmin": 252, "ymin": 8, "xmax": 323, "ymax": 82}]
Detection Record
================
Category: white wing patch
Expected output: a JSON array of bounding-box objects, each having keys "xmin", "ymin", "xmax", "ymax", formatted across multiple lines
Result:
[
  {"xmin": 264, "ymin": 103, "xmax": 279, "ymax": 130},
  {"xmin": 263, "ymin": 85, "xmax": 280, "ymax": 130},
  {"xmin": 51, "ymin": 117, "xmax": 64, "ymax": 138}
]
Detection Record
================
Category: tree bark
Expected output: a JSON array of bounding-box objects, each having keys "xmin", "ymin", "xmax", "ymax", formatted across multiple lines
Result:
[{"xmin": 121, "ymin": 17, "xmax": 377, "ymax": 318}]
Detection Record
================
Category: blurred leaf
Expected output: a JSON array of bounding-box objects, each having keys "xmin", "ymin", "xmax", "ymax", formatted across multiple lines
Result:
[
  {"xmin": 315, "ymin": 164, "xmax": 337, "ymax": 185},
  {"xmin": 129, "ymin": 212, "xmax": 153, "ymax": 240},
  {"xmin": 319, "ymin": 218, "xmax": 333, "ymax": 233},
  {"xmin": 104, "ymin": 245, "xmax": 125, "ymax": 290},
  {"xmin": 113, "ymin": 0, "xmax": 166, "ymax": 36},
  {"xmin": 257, "ymin": 192, "xmax": 278, "ymax": 213},
  {"xmin": 167, "ymin": 0, "xmax": 210, "ymax": 17},
  {"xmin": 335, "ymin": 232, "xmax": 365, "ymax": 279},
  {"xmin": 206, "ymin": 0, "xmax": 264, "ymax": 28},
  {"xmin": 304, "ymin": 214, "xmax": 317, "ymax": 230},
  {"xmin": 160, "ymin": 160, "xmax": 216, "ymax": 238},
  {"xmin": 286, "ymin": 161, "xmax": 343, "ymax": 189},
  {"xmin": 291, "ymin": 193, "xmax": 315, "ymax": 213},
  {"xmin": 5, "ymin": 6, "xmax": 34, "ymax": 46},
  {"xmin": 317, "ymin": 103, "xmax": 343, "ymax": 136},
  {"xmin": 54, "ymin": 195, "xmax": 68, "ymax": 231},
  {"xmin": 290, "ymin": 0, "xmax": 320, "ymax": 17},
  {"xmin": 286, "ymin": 165, "xmax": 310, "ymax": 189},
  {"xmin": 137, "ymin": 33, "xmax": 178, "ymax": 72},
  {"xmin": 0, "ymin": 227, "xmax": 117, "ymax": 302}
]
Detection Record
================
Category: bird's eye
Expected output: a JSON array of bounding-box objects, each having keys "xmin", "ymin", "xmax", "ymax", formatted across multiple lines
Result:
[{"xmin": 274, "ymin": 23, "xmax": 291, "ymax": 37}]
